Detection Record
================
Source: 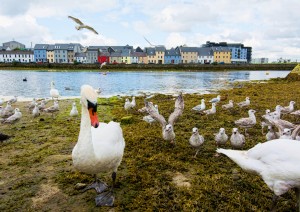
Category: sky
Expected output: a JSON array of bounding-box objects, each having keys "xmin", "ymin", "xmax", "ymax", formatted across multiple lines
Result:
[{"xmin": 0, "ymin": 0, "xmax": 300, "ymax": 62}]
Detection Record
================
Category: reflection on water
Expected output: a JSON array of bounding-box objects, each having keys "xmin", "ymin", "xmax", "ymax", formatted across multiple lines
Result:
[{"xmin": 0, "ymin": 70, "xmax": 291, "ymax": 99}]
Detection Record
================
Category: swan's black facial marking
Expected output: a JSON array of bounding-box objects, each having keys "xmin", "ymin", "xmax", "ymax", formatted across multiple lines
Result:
[{"xmin": 87, "ymin": 100, "xmax": 97, "ymax": 114}]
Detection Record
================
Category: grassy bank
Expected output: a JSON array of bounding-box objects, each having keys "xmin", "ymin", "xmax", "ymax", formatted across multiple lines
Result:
[
  {"xmin": 0, "ymin": 62, "xmax": 297, "ymax": 71},
  {"xmin": 1, "ymin": 78, "xmax": 300, "ymax": 211}
]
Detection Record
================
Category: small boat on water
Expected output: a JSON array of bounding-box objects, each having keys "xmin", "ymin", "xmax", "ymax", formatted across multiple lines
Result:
[{"xmin": 23, "ymin": 77, "xmax": 27, "ymax": 82}]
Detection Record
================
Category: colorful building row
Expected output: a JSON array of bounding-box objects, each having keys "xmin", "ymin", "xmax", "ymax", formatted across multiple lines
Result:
[{"xmin": 0, "ymin": 40, "xmax": 252, "ymax": 64}]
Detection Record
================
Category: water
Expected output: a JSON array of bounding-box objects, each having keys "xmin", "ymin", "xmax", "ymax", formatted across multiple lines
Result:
[{"xmin": 0, "ymin": 70, "xmax": 291, "ymax": 100}]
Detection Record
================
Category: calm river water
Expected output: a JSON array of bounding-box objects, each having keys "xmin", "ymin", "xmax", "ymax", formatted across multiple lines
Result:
[{"xmin": 0, "ymin": 70, "xmax": 291, "ymax": 100}]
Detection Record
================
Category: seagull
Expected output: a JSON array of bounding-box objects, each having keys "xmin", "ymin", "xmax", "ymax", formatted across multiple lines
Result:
[
  {"xmin": 70, "ymin": 102, "xmax": 79, "ymax": 117},
  {"xmin": 269, "ymin": 105, "xmax": 282, "ymax": 119},
  {"xmin": 124, "ymin": 97, "xmax": 136, "ymax": 113},
  {"xmin": 264, "ymin": 112, "xmax": 296, "ymax": 135},
  {"xmin": 214, "ymin": 128, "xmax": 228, "ymax": 147},
  {"xmin": 279, "ymin": 128, "xmax": 292, "ymax": 139},
  {"xmin": 189, "ymin": 127, "xmax": 204, "ymax": 157},
  {"xmin": 280, "ymin": 100, "xmax": 295, "ymax": 116},
  {"xmin": 142, "ymin": 104, "xmax": 159, "ymax": 125},
  {"xmin": 145, "ymin": 93, "xmax": 184, "ymax": 144},
  {"xmin": 100, "ymin": 62, "xmax": 107, "ymax": 69},
  {"xmin": 191, "ymin": 99, "xmax": 206, "ymax": 112},
  {"xmin": 143, "ymin": 36, "xmax": 164, "ymax": 47},
  {"xmin": 216, "ymin": 127, "xmax": 300, "ymax": 212},
  {"xmin": 230, "ymin": 128, "xmax": 245, "ymax": 149},
  {"xmin": 50, "ymin": 81, "xmax": 60, "ymax": 100},
  {"xmin": 291, "ymin": 110, "xmax": 300, "ymax": 119},
  {"xmin": 8, "ymin": 96, "xmax": 17, "ymax": 104},
  {"xmin": 32, "ymin": 103, "xmax": 40, "ymax": 118},
  {"xmin": 95, "ymin": 88, "xmax": 102, "ymax": 95},
  {"xmin": 222, "ymin": 100, "xmax": 234, "ymax": 110},
  {"xmin": 2, "ymin": 108, "xmax": 22, "ymax": 124},
  {"xmin": 261, "ymin": 109, "xmax": 272, "ymax": 134},
  {"xmin": 265, "ymin": 125, "xmax": 280, "ymax": 141},
  {"xmin": 42, "ymin": 100, "xmax": 59, "ymax": 118},
  {"xmin": 68, "ymin": 16, "xmax": 98, "ymax": 34},
  {"xmin": 236, "ymin": 97, "xmax": 250, "ymax": 108},
  {"xmin": 38, "ymin": 100, "xmax": 46, "ymax": 110},
  {"xmin": 209, "ymin": 95, "xmax": 221, "ymax": 104},
  {"xmin": 27, "ymin": 98, "xmax": 36, "ymax": 111},
  {"xmin": 234, "ymin": 109, "xmax": 256, "ymax": 136},
  {"xmin": 202, "ymin": 103, "xmax": 216, "ymax": 118}
]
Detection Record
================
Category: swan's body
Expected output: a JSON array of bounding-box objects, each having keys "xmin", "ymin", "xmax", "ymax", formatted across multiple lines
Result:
[
  {"xmin": 217, "ymin": 136, "xmax": 300, "ymax": 210},
  {"xmin": 72, "ymin": 85, "xmax": 125, "ymax": 206},
  {"xmin": 189, "ymin": 127, "xmax": 204, "ymax": 157},
  {"xmin": 50, "ymin": 81, "xmax": 60, "ymax": 100},
  {"xmin": 70, "ymin": 102, "xmax": 79, "ymax": 117},
  {"xmin": 192, "ymin": 99, "xmax": 205, "ymax": 112}
]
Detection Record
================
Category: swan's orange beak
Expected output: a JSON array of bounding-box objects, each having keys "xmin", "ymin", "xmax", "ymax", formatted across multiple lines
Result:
[{"xmin": 87, "ymin": 100, "xmax": 99, "ymax": 128}]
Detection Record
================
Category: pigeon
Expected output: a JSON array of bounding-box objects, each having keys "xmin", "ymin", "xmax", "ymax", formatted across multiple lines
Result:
[{"xmin": 68, "ymin": 16, "xmax": 98, "ymax": 34}]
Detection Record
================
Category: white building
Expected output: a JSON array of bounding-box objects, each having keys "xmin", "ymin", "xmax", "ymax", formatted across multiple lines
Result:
[
  {"xmin": 74, "ymin": 52, "xmax": 87, "ymax": 63},
  {"xmin": 251, "ymin": 58, "xmax": 269, "ymax": 64},
  {"xmin": 0, "ymin": 51, "xmax": 34, "ymax": 63}
]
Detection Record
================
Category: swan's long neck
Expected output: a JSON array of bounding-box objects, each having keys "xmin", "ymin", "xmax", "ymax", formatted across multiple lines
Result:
[{"xmin": 77, "ymin": 105, "xmax": 94, "ymax": 154}]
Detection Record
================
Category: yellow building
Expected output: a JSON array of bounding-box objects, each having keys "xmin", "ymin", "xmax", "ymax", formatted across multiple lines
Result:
[
  {"xmin": 46, "ymin": 45, "xmax": 55, "ymax": 63},
  {"xmin": 177, "ymin": 46, "xmax": 198, "ymax": 63},
  {"xmin": 212, "ymin": 47, "xmax": 231, "ymax": 64}
]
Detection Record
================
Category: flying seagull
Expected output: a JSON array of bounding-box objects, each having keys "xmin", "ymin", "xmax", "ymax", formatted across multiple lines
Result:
[
  {"xmin": 143, "ymin": 36, "xmax": 164, "ymax": 47},
  {"xmin": 68, "ymin": 16, "xmax": 98, "ymax": 35}
]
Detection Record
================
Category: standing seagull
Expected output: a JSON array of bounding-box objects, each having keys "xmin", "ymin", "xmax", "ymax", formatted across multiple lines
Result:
[
  {"xmin": 70, "ymin": 102, "xmax": 79, "ymax": 117},
  {"xmin": 230, "ymin": 128, "xmax": 245, "ymax": 149},
  {"xmin": 145, "ymin": 93, "xmax": 184, "ymax": 144},
  {"xmin": 234, "ymin": 109, "xmax": 256, "ymax": 136},
  {"xmin": 209, "ymin": 95, "xmax": 221, "ymax": 104},
  {"xmin": 192, "ymin": 99, "xmax": 206, "ymax": 112},
  {"xmin": 189, "ymin": 127, "xmax": 204, "ymax": 157},
  {"xmin": 68, "ymin": 16, "xmax": 98, "ymax": 34}
]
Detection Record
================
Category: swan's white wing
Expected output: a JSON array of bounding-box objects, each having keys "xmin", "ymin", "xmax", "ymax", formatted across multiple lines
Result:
[
  {"xmin": 68, "ymin": 16, "xmax": 84, "ymax": 25},
  {"xmin": 168, "ymin": 93, "xmax": 184, "ymax": 126},
  {"xmin": 83, "ymin": 25, "xmax": 99, "ymax": 34},
  {"xmin": 145, "ymin": 101, "xmax": 166, "ymax": 128}
]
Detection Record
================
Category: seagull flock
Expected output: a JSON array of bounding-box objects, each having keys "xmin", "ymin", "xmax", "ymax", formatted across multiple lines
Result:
[{"xmin": 2, "ymin": 80, "xmax": 300, "ymax": 210}]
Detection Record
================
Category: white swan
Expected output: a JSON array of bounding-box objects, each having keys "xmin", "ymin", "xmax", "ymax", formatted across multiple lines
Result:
[
  {"xmin": 72, "ymin": 85, "xmax": 125, "ymax": 207},
  {"xmin": 217, "ymin": 126, "xmax": 300, "ymax": 211},
  {"xmin": 50, "ymin": 81, "xmax": 60, "ymax": 100}
]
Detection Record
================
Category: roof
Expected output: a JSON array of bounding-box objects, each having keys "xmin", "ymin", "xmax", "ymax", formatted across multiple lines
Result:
[
  {"xmin": 165, "ymin": 48, "xmax": 180, "ymax": 57},
  {"xmin": 131, "ymin": 52, "xmax": 147, "ymax": 57},
  {"xmin": 198, "ymin": 47, "xmax": 213, "ymax": 56},
  {"xmin": 0, "ymin": 50, "xmax": 33, "ymax": 54},
  {"xmin": 74, "ymin": 52, "xmax": 86, "ymax": 57},
  {"xmin": 3, "ymin": 41, "xmax": 25, "ymax": 46},
  {"xmin": 178, "ymin": 47, "xmax": 199, "ymax": 52},
  {"xmin": 211, "ymin": 46, "xmax": 231, "ymax": 52},
  {"xmin": 34, "ymin": 44, "xmax": 49, "ymax": 50}
]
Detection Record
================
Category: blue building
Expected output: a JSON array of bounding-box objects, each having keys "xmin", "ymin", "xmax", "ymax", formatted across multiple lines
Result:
[
  {"xmin": 33, "ymin": 44, "xmax": 48, "ymax": 62},
  {"xmin": 164, "ymin": 48, "xmax": 181, "ymax": 64},
  {"xmin": 228, "ymin": 43, "xmax": 248, "ymax": 63}
]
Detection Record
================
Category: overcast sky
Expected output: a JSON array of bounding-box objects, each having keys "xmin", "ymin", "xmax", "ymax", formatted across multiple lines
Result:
[{"xmin": 0, "ymin": 0, "xmax": 299, "ymax": 62}]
